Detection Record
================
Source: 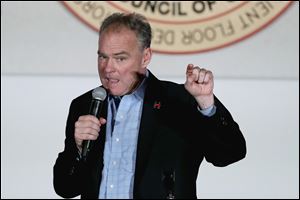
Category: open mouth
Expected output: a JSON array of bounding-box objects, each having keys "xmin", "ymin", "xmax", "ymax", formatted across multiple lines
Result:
[{"xmin": 106, "ymin": 78, "xmax": 119, "ymax": 85}]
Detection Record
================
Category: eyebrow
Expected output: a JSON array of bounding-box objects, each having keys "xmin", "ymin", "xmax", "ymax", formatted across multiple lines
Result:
[
  {"xmin": 113, "ymin": 51, "xmax": 130, "ymax": 56},
  {"xmin": 97, "ymin": 50, "xmax": 105, "ymax": 56},
  {"xmin": 97, "ymin": 50, "xmax": 129, "ymax": 57}
]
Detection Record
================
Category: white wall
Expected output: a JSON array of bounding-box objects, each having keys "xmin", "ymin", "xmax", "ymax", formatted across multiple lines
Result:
[{"xmin": 1, "ymin": 1, "xmax": 299, "ymax": 199}]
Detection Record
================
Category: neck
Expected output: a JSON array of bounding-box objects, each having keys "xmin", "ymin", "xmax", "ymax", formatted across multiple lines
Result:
[{"xmin": 127, "ymin": 72, "xmax": 146, "ymax": 95}]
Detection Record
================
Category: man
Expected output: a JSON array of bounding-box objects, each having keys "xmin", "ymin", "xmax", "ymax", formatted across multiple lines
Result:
[{"xmin": 53, "ymin": 13, "xmax": 246, "ymax": 199}]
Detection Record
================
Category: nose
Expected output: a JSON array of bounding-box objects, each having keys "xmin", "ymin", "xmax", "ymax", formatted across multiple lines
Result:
[{"xmin": 101, "ymin": 58, "xmax": 115, "ymax": 73}]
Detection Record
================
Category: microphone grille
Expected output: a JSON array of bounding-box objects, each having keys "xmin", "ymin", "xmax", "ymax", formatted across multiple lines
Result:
[{"xmin": 92, "ymin": 87, "xmax": 107, "ymax": 100}]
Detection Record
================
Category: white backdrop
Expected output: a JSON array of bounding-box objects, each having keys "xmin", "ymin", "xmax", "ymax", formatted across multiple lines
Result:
[{"xmin": 1, "ymin": 1, "xmax": 299, "ymax": 199}]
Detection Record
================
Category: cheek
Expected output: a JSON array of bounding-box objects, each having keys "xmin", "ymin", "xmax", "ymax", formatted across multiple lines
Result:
[
  {"xmin": 117, "ymin": 73, "xmax": 131, "ymax": 87},
  {"xmin": 98, "ymin": 64, "xmax": 105, "ymax": 75},
  {"xmin": 119, "ymin": 76, "xmax": 130, "ymax": 86}
]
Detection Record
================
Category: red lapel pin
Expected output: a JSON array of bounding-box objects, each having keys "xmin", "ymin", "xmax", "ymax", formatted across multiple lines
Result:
[{"xmin": 153, "ymin": 101, "xmax": 161, "ymax": 109}]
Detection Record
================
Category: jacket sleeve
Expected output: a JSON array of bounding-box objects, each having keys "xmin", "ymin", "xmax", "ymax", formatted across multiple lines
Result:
[
  {"xmin": 53, "ymin": 99, "xmax": 85, "ymax": 198},
  {"xmin": 196, "ymin": 96, "xmax": 246, "ymax": 167}
]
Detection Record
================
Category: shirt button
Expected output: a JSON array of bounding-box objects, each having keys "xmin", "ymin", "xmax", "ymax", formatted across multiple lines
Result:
[
  {"xmin": 110, "ymin": 184, "xmax": 114, "ymax": 188},
  {"xmin": 116, "ymin": 138, "xmax": 120, "ymax": 142},
  {"xmin": 120, "ymin": 115, "xmax": 124, "ymax": 119},
  {"xmin": 113, "ymin": 161, "xmax": 117, "ymax": 165}
]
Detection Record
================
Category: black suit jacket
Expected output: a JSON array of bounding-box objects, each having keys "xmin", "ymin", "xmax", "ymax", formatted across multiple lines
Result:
[{"xmin": 53, "ymin": 71, "xmax": 246, "ymax": 199}]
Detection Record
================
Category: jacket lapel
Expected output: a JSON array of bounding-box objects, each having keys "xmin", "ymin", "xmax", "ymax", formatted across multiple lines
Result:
[{"xmin": 134, "ymin": 72, "xmax": 162, "ymax": 195}]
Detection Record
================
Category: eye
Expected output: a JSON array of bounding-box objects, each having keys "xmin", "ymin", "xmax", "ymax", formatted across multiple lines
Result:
[
  {"xmin": 116, "ymin": 57, "xmax": 126, "ymax": 62},
  {"xmin": 98, "ymin": 55, "xmax": 107, "ymax": 60}
]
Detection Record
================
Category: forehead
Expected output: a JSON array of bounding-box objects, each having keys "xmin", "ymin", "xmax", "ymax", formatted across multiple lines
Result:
[
  {"xmin": 98, "ymin": 27, "xmax": 139, "ymax": 51},
  {"xmin": 100, "ymin": 26, "xmax": 138, "ymax": 43}
]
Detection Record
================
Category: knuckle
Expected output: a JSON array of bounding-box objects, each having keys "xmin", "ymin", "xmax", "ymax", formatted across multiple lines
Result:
[
  {"xmin": 78, "ymin": 116, "xmax": 84, "ymax": 121},
  {"xmin": 75, "ymin": 121, "xmax": 80, "ymax": 128}
]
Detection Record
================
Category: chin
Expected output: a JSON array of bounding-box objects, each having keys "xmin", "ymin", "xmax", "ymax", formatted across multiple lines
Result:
[{"xmin": 107, "ymin": 89, "xmax": 123, "ymax": 96}]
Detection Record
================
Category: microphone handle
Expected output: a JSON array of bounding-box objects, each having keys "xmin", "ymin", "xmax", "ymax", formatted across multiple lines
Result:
[{"xmin": 81, "ymin": 99, "xmax": 103, "ymax": 161}]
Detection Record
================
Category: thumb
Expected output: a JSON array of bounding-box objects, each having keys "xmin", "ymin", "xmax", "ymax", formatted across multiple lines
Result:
[
  {"xmin": 185, "ymin": 64, "xmax": 195, "ymax": 84},
  {"xmin": 99, "ymin": 117, "xmax": 107, "ymax": 125},
  {"xmin": 186, "ymin": 64, "xmax": 194, "ymax": 75}
]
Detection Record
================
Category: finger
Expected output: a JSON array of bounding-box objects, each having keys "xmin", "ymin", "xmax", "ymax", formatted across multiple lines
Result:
[
  {"xmin": 75, "ymin": 120, "xmax": 100, "ymax": 133},
  {"xmin": 75, "ymin": 127, "xmax": 100, "ymax": 137},
  {"xmin": 78, "ymin": 115, "xmax": 100, "ymax": 126},
  {"xmin": 75, "ymin": 127, "xmax": 99, "ymax": 140},
  {"xmin": 192, "ymin": 66, "xmax": 201, "ymax": 82},
  {"xmin": 203, "ymin": 70, "xmax": 213, "ymax": 83},
  {"xmin": 197, "ymin": 68, "xmax": 207, "ymax": 83}
]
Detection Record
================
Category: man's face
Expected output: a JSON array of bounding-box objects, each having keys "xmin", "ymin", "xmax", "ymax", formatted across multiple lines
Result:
[{"xmin": 98, "ymin": 27, "xmax": 151, "ymax": 96}]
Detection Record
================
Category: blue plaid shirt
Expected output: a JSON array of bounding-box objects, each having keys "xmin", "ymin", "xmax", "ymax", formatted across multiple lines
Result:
[{"xmin": 99, "ymin": 74, "xmax": 147, "ymax": 199}]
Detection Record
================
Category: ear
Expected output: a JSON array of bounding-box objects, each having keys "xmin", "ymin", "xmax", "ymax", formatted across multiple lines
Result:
[{"xmin": 141, "ymin": 48, "xmax": 152, "ymax": 69}]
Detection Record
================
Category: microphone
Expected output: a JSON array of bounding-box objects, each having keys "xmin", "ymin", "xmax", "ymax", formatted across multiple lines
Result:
[{"xmin": 81, "ymin": 86, "xmax": 107, "ymax": 161}]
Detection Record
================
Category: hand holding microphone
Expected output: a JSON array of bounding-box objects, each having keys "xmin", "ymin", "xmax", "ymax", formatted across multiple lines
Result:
[{"xmin": 74, "ymin": 87, "xmax": 107, "ymax": 161}]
